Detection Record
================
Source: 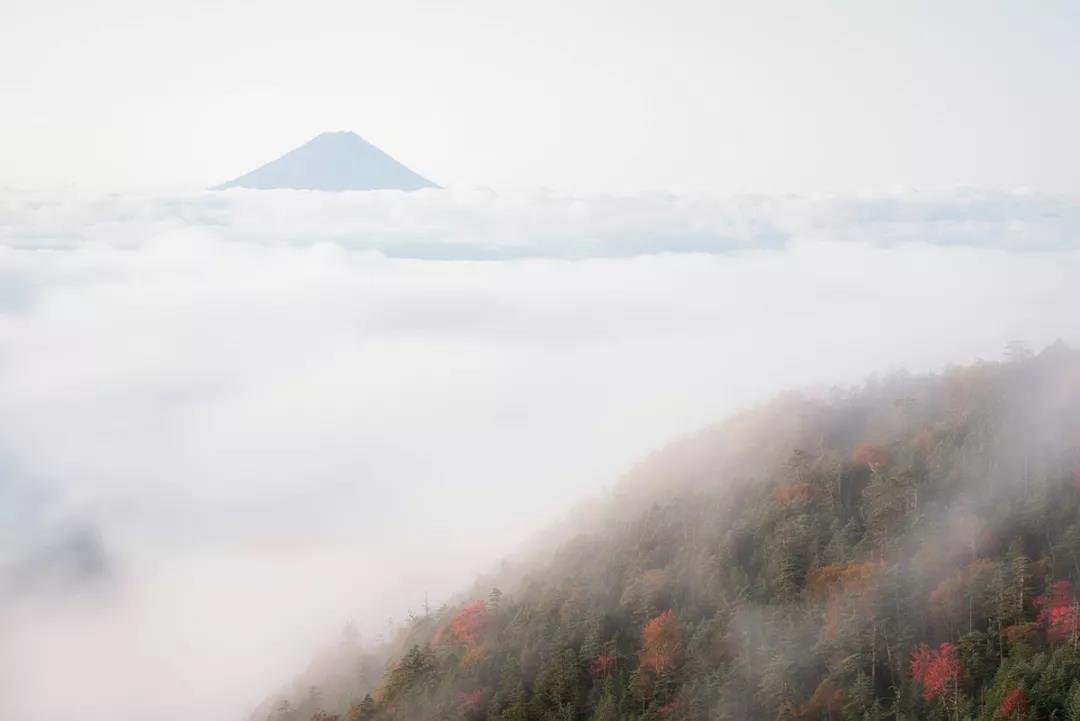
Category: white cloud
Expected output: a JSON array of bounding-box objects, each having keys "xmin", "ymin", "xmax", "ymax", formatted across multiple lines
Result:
[
  {"xmin": 1, "ymin": 188, "xmax": 1079, "ymax": 721},
  {"xmin": 3, "ymin": 187, "xmax": 1078, "ymax": 257}
]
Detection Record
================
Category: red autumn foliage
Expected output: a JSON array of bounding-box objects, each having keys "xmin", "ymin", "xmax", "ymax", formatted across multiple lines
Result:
[
  {"xmin": 460, "ymin": 689, "xmax": 485, "ymax": 715},
  {"xmin": 1034, "ymin": 580, "xmax": 1079, "ymax": 642},
  {"xmin": 910, "ymin": 642, "xmax": 962, "ymax": 701},
  {"xmin": 638, "ymin": 610, "xmax": 683, "ymax": 690},
  {"xmin": 774, "ymin": 482, "xmax": 818, "ymax": 507},
  {"xmin": 658, "ymin": 698, "xmax": 686, "ymax": 719},
  {"xmin": 852, "ymin": 442, "xmax": 892, "ymax": 472},
  {"xmin": 999, "ymin": 688, "xmax": 1027, "ymax": 719},
  {"xmin": 450, "ymin": 600, "xmax": 491, "ymax": 648},
  {"xmin": 590, "ymin": 653, "xmax": 617, "ymax": 679}
]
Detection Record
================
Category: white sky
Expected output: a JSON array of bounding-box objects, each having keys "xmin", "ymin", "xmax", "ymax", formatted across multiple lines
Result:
[{"xmin": 2, "ymin": 0, "xmax": 1078, "ymax": 192}]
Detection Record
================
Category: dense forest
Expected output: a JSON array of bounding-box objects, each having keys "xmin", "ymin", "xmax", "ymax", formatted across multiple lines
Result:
[{"xmin": 256, "ymin": 343, "xmax": 1080, "ymax": 721}]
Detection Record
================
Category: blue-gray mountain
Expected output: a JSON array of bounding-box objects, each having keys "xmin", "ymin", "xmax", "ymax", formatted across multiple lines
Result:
[{"xmin": 215, "ymin": 132, "xmax": 438, "ymax": 191}]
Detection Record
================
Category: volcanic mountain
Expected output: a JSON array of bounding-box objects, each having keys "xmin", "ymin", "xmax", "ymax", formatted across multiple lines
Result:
[{"xmin": 214, "ymin": 131, "xmax": 438, "ymax": 191}]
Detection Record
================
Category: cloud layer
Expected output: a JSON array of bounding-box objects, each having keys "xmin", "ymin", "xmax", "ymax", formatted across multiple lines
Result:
[
  {"xmin": 3, "ymin": 187, "xmax": 1078, "ymax": 258},
  {"xmin": 1, "ymin": 188, "xmax": 1080, "ymax": 721}
]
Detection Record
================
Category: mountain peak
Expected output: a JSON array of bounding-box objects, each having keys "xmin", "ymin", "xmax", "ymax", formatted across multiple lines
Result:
[{"xmin": 214, "ymin": 132, "xmax": 438, "ymax": 192}]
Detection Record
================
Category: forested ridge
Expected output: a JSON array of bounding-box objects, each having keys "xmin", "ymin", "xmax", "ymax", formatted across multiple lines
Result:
[{"xmin": 258, "ymin": 343, "xmax": 1080, "ymax": 721}]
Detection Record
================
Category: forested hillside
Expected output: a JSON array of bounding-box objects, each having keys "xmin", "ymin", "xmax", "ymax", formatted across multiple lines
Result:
[{"xmin": 259, "ymin": 343, "xmax": 1080, "ymax": 721}]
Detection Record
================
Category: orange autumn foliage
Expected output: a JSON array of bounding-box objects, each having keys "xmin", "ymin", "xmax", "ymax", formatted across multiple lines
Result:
[
  {"xmin": 852, "ymin": 442, "xmax": 892, "ymax": 472},
  {"xmin": 638, "ymin": 610, "xmax": 683, "ymax": 692},
  {"xmin": 928, "ymin": 558, "xmax": 996, "ymax": 624},
  {"xmin": 774, "ymin": 482, "xmax": 818, "ymax": 507},
  {"xmin": 799, "ymin": 678, "xmax": 845, "ymax": 720},
  {"xmin": 806, "ymin": 562, "xmax": 882, "ymax": 600},
  {"xmin": 806, "ymin": 562, "xmax": 882, "ymax": 639},
  {"xmin": 1002, "ymin": 623, "xmax": 1038, "ymax": 647}
]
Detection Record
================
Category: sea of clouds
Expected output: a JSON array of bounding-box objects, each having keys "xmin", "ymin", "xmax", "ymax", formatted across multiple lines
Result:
[
  {"xmin": 3, "ymin": 186, "xmax": 1078, "ymax": 257},
  {"xmin": 1, "ymin": 187, "xmax": 1079, "ymax": 721}
]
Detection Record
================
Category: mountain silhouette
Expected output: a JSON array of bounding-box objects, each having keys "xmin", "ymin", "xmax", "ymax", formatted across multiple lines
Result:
[{"xmin": 214, "ymin": 131, "xmax": 438, "ymax": 191}]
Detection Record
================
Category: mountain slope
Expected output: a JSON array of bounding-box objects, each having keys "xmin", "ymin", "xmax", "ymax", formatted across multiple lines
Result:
[
  {"xmin": 215, "ymin": 132, "xmax": 438, "ymax": 191},
  {"xmin": 258, "ymin": 344, "xmax": 1080, "ymax": 721}
]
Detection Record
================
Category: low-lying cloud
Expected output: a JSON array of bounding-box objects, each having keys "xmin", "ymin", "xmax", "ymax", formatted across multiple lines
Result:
[
  {"xmin": 3, "ymin": 187, "xmax": 1078, "ymax": 257},
  {"xmin": 1, "ymin": 187, "xmax": 1079, "ymax": 721}
]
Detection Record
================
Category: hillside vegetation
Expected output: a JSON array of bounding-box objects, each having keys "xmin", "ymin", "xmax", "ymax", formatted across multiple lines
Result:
[{"xmin": 260, "ymin": 343, "xmax": 1080, "ymax": 721}]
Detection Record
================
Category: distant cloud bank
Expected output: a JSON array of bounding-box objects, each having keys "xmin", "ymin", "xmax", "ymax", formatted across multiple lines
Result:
[{"xmin": 2, "ymin": 187, "xmax": 1077, "ymax": 258}]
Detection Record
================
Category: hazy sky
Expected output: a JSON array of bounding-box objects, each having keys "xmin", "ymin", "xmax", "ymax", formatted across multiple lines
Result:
[{"xmin": 2, "ymin": 0, "xmax": 1079, "ymax": 192}]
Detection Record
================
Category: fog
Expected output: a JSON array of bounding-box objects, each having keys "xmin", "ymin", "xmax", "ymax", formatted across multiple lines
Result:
[{"xmin": 1, "ymin": 187, "xmax": 1079, "ymax": 721}]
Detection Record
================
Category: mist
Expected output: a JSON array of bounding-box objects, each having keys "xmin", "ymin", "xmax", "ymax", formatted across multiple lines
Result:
[{"xmin": 2, "ymin": 188, "xmax": 1080, "ymax": 721}]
